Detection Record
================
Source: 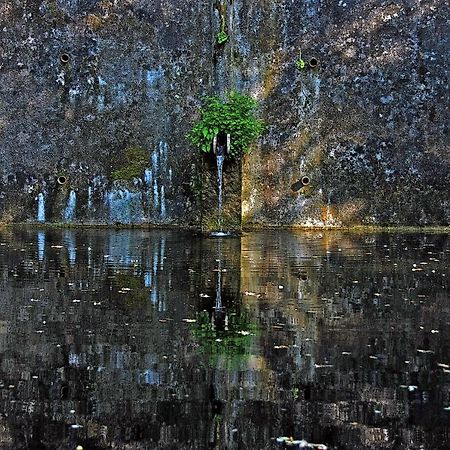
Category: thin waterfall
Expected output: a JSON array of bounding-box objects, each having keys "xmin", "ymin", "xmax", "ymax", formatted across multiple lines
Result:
[
  {"xmin": 87, "ymin": 186, "xmax": 93, "ymax": 210},
  {"xmin": 216, "ymin": 154, "xmax": 225, "ymax": 232},
  {"xmin": 64, "ymin": 190, "xmax": 77, "ymax": 221},
  {"xmin": 37, "ymin": 193, "xmax": 45, "ymax": 222}
]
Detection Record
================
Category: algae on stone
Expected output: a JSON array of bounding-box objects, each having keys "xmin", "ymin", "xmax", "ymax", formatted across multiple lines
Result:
[{"xmin": 112, "ymin": 146, "xmax": 149, "ymax": 181}]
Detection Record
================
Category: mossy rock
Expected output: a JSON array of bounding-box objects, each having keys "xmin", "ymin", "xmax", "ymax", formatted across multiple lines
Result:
[{"xmin": 112, "ymin": 146, "xmax": 149, "ymax": 181}]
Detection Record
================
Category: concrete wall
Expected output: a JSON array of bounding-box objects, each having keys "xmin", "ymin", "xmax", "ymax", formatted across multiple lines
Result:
[{"xmin": 0, "ymin": 0, "xmax": 448, "ymax": 227}]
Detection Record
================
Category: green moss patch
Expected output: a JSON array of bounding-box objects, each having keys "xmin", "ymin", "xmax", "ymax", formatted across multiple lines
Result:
[{"xmin": 112, "ymin": 146, "xmax": 149, "ymax": 181}]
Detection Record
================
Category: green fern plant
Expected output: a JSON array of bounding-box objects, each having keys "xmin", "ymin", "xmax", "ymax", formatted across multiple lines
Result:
[
  {"xmin": 216, "ymin": 30, "xmax": 229, "ymax": 44},
  {"xmin": 296, "ymin": 58, "xmax": 306, "ymax": 70},
  {"xmin": 187, "ymin": 91, "xmax": 264, "ymax": 159}
]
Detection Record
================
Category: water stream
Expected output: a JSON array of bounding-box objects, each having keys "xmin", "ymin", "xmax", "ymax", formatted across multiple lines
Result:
[
  {"xmin": 37, "ymin": 192, "xmax": 45, "ymax": 222},
  {"xmin": 63, "ymin": 190, "xmax": 77, "ymax": 221},
  {"xmin": 216, "ymin": 154, "xmax": 225, "ymax": 232}
]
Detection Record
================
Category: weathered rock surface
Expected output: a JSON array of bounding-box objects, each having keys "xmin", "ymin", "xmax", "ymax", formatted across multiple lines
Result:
[{"xmin": 0, "ymin": 1, "xmax": 448, "ymax": 227}]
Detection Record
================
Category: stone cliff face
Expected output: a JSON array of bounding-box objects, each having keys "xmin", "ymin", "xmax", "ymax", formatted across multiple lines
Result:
[{"xmin": 0, "ymin": 0, "xmax": 448, "ymax": 227}]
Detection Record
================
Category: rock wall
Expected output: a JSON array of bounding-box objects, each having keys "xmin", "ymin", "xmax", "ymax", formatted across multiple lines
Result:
[
  {"xmin": 237, "ymin": 0, "xmax": 450, "ymax": 226},
  {"xmin": 0, "ymin": 0, "xmax": 448, "ymax": 227}
]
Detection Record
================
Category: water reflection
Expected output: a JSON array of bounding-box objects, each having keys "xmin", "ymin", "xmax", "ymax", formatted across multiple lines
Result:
[{"xmin": 0, "ymin": 229, "xmax": 449, "ymax": 449}]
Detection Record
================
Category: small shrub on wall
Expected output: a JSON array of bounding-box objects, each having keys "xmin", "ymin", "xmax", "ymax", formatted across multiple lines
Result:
[{"xmin": 187, "ymin": 91, "xmax": 264, "ymax": 159}]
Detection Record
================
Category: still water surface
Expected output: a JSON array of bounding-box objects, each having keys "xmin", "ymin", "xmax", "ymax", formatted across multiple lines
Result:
[{"xmin": 0, "ymin": 229, "xmax": 449, "ymax": 449}]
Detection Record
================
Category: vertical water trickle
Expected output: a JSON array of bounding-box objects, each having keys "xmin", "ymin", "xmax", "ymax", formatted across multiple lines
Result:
[
  {"xmin": 107, "ymin": 189, "xmax": 144, "ymax": 224},
  {"xmin": 147, "ymin": 141, "xmax": 170, "ymax": 222},
  {"xmin": 217, "ymin": 154, "xmax": 225, "ymax": 232},
  {"xmin": 158, "ymin": 141, "xmax": 168, "ymax": 219},
  {"xmin": 37, "ymin": 193, "xmax": 46, "ymax": 222},
  {"xmin": 160, "ymin": 186, "xmax": 166, "ymax": 219},
  {"xmin": 64, "ymin": 190, "xmax": 77, "ymax": 221},
  {"xmin": 326, "ymin": 195, "xmax": 331, "ymax": 225},
  {"xmin": 152, "ymin": 149, "xmax": 160, "ymax": 211},
  {"xmin": 144, "ymin": 169, "xmax": 153, "ymax": 187},
  {"xmin": 87, "ymin": 186, "xmax": 93, "ymax": 210}
]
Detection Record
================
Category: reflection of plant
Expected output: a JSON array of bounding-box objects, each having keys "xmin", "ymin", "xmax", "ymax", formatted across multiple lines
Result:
[
  {"xmin": 111, "ymin": 273, "xmax": 149, "ymax": 307},
  {"xmin": 187, "ymin": 91, "xmax": 264, "ymax": 158},
  {"xmin": 191, "ymin": 309, "xmax": 258, "ymax": 367}
]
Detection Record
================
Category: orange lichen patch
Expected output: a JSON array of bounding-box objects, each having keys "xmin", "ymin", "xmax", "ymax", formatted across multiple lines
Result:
[
  {"xmin": 321, "ymin": 205, "xmax": 337, "ymax": 223},
  {"xmin": 309, "ymin": 145, "xmax": 324, "ymax": 168},
  {"xmin": 262, "ymin": 52, "xmax": 283, "ymax": 99},
  {"xmin": 86, "ymin": 14, "xmax": 103, "ymax": 31}
]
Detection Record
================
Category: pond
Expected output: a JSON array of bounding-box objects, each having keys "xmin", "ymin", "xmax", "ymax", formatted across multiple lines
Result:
[{"xmin": 0, "ymin": 229, "xmax": 449, "ymax": 449}]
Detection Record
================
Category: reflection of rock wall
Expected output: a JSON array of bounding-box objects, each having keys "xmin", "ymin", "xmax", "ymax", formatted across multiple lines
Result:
[
  {"xmin": 240, "ymin": 231, "xmax": 450, "ymax": 449},
  {"xmin": 1, "ymin": 2, "xmax": 449, "ymax": 226},
  {"xmin": 0, "ymin": 230, "xmax": 449, "ymax": 448}
]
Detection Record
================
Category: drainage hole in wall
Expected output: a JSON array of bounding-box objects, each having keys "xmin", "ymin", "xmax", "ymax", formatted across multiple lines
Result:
[
  {"xmin": 57, "ymin": 176, "xmax": 67, "ymax": 185},
  {"xmin": 60, "ymin": 53, "xmax": 70, "ymax": 64},
  {"xmin": 309, "ymin": 58, "xmax": 319, "ymax": 68}
]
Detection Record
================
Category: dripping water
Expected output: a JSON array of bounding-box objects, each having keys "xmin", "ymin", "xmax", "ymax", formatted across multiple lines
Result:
[
  {"xmin": 216, "ymin": 154, "xmax": 225, "ymax": 232},
  {"xmin": 64, "ymin": 190, "xmax": 77, "ymax": 222},
  {"xmin": 37, "ymin": 193, "xmax": 45, "ymax": 222}
]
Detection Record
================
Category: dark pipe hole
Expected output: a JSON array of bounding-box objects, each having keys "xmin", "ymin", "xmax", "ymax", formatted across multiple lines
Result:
[
  {"xmin": 57, "ymin": 176, "xmax": 67, "ymax": 185},
  {"xmin": 309, "ymin": 58, "xmax": 319, "ymax": 68},
  {"xmin": 216, "ymin": 132, "xmax": 227, "ymax": 156},
  {"xmin": 217, "ymin": 132, "xmax": 227, "ymax": 147},
  {"xmin": 60, "ymin": 53, "xmax": 70, "ymax": 64},
  {"xmin": 291, "ymin": 176, "xmax": 310, "ymax": 192}
]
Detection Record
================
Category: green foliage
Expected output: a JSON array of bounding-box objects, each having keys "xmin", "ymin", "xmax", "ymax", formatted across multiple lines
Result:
[
  {"xmin": 296, "ymin": 58, "xmax": 306, "ymax": 70},
  {"xmin": 187, "ymin": 91, "xmax": 264, "ymax": 158},
  {"xmin": 112, "ymin": 146, "xmax": 148, "ymax": 181},
  {"xmin": 216, "ymin": 31, "xmax": 229, "ymax": 44}
]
